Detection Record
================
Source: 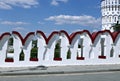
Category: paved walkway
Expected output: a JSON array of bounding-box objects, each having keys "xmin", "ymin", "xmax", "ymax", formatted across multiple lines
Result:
[{"xmin": 0, "ymin": 64, "xmax": 120, "ymax": 76}]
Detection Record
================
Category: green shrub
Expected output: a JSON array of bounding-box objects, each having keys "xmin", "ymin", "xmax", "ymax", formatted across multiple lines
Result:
[
  {"xmin": 78, "ymin": 45, "xmax": 81, "ymax": 48},
  {"xmin": 30, "ymin": 47, "xmax": 38, "ymax": 58},
  {"xmin": 67, "ymin": 49, "xmax": 71, "ymax": 59},
  {"xmin": 54, "ymin": 43, "xmax": 61, "ymax": 58},
  {"xmin": 113, "ymin": 21, "xmax": 120, "ymax": 32},
  {"xmin": 19, "ymin": 50, "xmax": 24, "ymax": 61}
]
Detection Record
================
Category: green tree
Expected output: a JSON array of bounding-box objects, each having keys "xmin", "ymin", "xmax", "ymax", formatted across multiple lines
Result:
[
  {"xmin": 113, "ymin": 21, "xmax": 120, "ymax": 32},
  {"xmin": 32, "ymin": 40, "xmax": 37, "ymax": 48},
  {"xmin": 30, "ymin": 40, "xmax": 38, "ymax": 58},
  {"xmin": 54, "ymin": 43, "xmax": 61, "ymax": 58},
  {"xmin": 8, "ymin": 37, "xmax": 13, "ymax": 46},
  {"xmin": 19, "ymin": 50, "xmax": 24, "ymax": 61},
  {"xmin": 67, "ymin": 48, "xmax": 71, "ymax": 59}
]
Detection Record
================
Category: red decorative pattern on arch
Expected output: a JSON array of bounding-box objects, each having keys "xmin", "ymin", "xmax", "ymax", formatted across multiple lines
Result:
[
  {"xmin": 36, "ymin": 30, "xmax": 118, "ymax": 45},
  {"xmin": 69, "ymin": 30, "xmax": 120, "ymax": 44},
  {"xmin": 47, "ymin": 31, "xmax": 59, "ymax": 44},
  {"xmin": 12, "ymin": 31, "xmax": 35, "ymax": 45},
  {"xmin": 60, "ymin": 30, "xmax": 70, "ymax": 44},
  {"xmin": 0, "ymin": 32, "xmax": 11, "ymax": 40},
  {"xmin": 70, "ymin": 30, "xmax": 93, "ymax": 44},
  {"xmin": 92, "ymin": 30, "xmax": 116, "ymax": 43},
  {"xmin": 36, "ymin": 30, "xmax": 47, "ymax": 43},
  {"xmin": 37, "ymin": 31, "xmax": 59, "ymax": 44},
  {"xmin": 112, "ymin": 31, "xmax": 120, "ymax": 42},
  {"xmin": 9, "ymin": 30, "xmax": 120, "ymax": 46}
]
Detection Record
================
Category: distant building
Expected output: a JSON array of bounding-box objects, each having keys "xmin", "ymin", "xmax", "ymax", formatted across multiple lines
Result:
[{"xmin": 101, "ymin": 0, "xmax": 120, "ymax": 31}]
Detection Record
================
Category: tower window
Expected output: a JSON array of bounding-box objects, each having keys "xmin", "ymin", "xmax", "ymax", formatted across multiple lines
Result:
[
  {"xmin": 109, "ymin": 16, "xmax": 112, "ymax": 22},
  {"xmin": 118, "ymin": 6, "xmax": 120, "ymax": 11},
  {"xmin": 109, "ymin": 6, "xmax": 110, "ymax": 11},
  {"xmin": 115, "ymin": 5, "xmax": 117, "ymax": 11},
  {"xmin": 115, "ymin": 1, "xmax": 116, "ymax": 4},
  {"xmin": 112, "ymin": 5, "xmax": 114, "ymax": 11},
  {"xmin": 112, "ymin": 1, "xmax": 113, "ymax": 4},
  {"xmin": 112, "ymin": 12, "xmax": 114, "ymax": 14},
  {"xmin": 114, "ymin": 17, "xmax": 117, "ymax": 22}
]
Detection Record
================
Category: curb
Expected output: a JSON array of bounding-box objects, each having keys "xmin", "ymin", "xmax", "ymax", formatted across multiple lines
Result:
[{"xmin": 0, "ymin": 69, "xmax": 120, "ymax": 76}]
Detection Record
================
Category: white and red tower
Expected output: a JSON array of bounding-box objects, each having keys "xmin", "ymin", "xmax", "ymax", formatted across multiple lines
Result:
[{"xmin": 101, "ymin": 0, "xmax": 120, "ymax": 31}]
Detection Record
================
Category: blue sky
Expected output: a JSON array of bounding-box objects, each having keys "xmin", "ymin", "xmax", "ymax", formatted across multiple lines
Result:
[{"xmin": 0, "ymin": 0, "xmax": 101, "ymax": 36}]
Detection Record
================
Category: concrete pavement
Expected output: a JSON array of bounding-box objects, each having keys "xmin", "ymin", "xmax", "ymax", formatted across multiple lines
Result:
[{"xmin": 0, "ymin": 64, "xmax": 120, "ymax": 76}]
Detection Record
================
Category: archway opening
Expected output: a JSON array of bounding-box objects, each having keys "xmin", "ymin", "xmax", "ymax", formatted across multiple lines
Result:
[
  {"xmin": 5, "ymin": 37, "xmax": 14, "ymax": 62},
  {"xmin": 30, "ymin": 39, "xmax": 38, "ymax": 61},
  {"xmin": 54, "ymin": 40, "xmax": 62, "ymax": 61},
  {"xmin": 67, "ymin": 48, "xmax": 71, "ymax": 59},
  {"xmin": 77, "ymin": 39, "xmax": 84, "ymax": 60},
  {"xmin": 110, "ymin": 47, "xmax": 114, "ymax": 57},
  {"xmin": 99, "ymin": 38, "xmax": 106, "ymax": 59},
  {"xmin": 19, "ymin": 50, "xmax": 25, "ymax": 61}
]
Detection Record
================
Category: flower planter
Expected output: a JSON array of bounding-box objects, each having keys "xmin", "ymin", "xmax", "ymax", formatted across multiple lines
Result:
[
  {"xmin": 54, "ymin": 58, "xmax": 62, "ymax": 61},
  {"xmin": 77, "ymin": 57, "xmax": 85, "ymax": 60},
  {"xmin": 98, "ymin": 56, "xmax": 106, "ymax": 59},
  {"xmin": 5, "ymin": 58, "xmax": 14, "ymax": 62},
  {"xmin": 30, "ymin": 58, "xmax": 38, "ymax": 61}
]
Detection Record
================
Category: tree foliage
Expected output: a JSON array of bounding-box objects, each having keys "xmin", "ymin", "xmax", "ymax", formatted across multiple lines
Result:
[{"xmin": 113, "ymin": 21, "xmax": 120, "ymax": 32}]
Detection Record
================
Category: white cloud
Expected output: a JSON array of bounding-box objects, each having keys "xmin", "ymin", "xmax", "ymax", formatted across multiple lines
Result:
[
  {"xmin": 0, "ymin": 2, "xmax": 12, "ymax": 9},
  {"xmin": 12, "ymin": 27, "xmax": 26, "ymax": 31},
  {"xmin": 0, "ymin": 0, "xmax": 39, "ymax": 9},
  {"xmin": 51, "ymin": 0, "xmax": 68, "ymax": 6},
  {"xmin": 51, "ymin": 0, "xmax": 58, "ymax": 6},
  {"xmin": 12, "ymin": 27, "xmax": 29, "ymax": 37},
  {"xmin": 0, "ymin": 21, "xmax": 29, "ymax": 25},
  {"xmin": 45, "ymin": 15, "xmax": 101, "ymax": 28},
  {"xmin": 38, "ymin": 21, "xmax": 45, "ymax": 25},
  {"xmin": 92, "ymin": 29, "xmax": 99, "ymax": 32},
  {"xmin": 72, "ymin": 29, "xmax": 83, "ymax": 32}
]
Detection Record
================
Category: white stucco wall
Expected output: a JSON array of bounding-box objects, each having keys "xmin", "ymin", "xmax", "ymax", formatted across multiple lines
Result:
[{"xmin": 0, "ymin": 30, "xmax": 120, "ymax": 67}]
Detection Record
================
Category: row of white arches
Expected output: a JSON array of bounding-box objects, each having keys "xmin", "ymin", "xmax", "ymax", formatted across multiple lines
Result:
[{"xmin": 0, "ymin": 30, "xmax": 120, "ymax": 67}]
